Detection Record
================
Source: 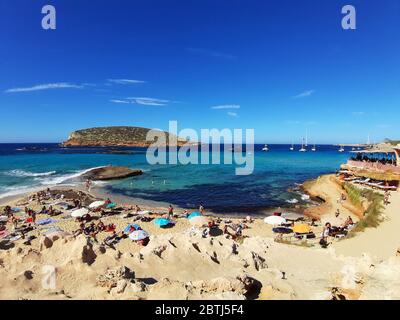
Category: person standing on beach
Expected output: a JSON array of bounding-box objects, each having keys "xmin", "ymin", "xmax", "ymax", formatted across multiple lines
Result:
[
  {"xmin": 199, "ymin": 204, "xmax": 205, "ymax": 215},
  {"xmin": 168, "ymin": 205, "xmax": 174, "ymax": 219},
  {"xmin": 85, "ymin": 179, "xmax": 92, "ymax": 192},
  {"xmin": 320, "ymin": 222, "xmax": 331, "ymax": 248}
]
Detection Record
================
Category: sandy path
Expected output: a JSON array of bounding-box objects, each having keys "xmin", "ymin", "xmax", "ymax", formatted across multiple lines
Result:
[{"xmin": 333, "ymin": 191, "xmax": 400, "ymax": 260}]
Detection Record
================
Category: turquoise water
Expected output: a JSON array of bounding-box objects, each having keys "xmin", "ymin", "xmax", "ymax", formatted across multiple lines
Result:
[{"xmin": 0, "ymin": 144, "xmax": 350, "ymax": 214}]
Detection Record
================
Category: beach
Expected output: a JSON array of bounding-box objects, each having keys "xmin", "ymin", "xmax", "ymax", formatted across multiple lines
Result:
[{"xmin": 1, "ymin": 174, "xmax": 400, "ymax": 300}]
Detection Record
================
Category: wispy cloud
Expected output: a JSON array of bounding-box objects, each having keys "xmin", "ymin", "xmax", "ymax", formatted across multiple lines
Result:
[
  {"xmin": 107, "ymin": 79, "xmax": 146, "ymax": 85},
  {"xmin": 211, "ymin": 104, "xmax": 240, "ymax": 110},
  {"xmin": 5, "ymin": 82, "xmax": 84, "ymax": 93},
  {"xmin": 110, "ymin": 99, "xmax": 130, "ymax": 104},
  {"xmin": 186, "ymin": 48, "xmax": 236, "ymax": 60},
  {"xmin": 125, "ymin": 97, "xmax": 170, "ymax": 106},
  {"xmin": 227, "ymin": 112, "xmax": 238, "ymax": 117},
  {"xmin": 293, "ymin": 90, "xmax": 315, "ymax": 99}
]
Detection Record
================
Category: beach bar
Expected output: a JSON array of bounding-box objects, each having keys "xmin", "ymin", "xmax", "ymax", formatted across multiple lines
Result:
[{"xmin": 339, "ymin": 143, "xmax": 400, "ymax": 190}]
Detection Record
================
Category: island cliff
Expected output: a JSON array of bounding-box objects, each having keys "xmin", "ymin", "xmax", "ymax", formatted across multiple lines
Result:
[{"xmin": 62, "ymin": 126, "xmax": 190, "ymax": 147}]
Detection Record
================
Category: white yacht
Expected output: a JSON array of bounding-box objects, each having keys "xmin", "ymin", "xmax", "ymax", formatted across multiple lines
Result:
[
  {"xmin": 299, "ymin": 138, "xmax": 307, "ymax": 152},
  {"xmin": 262, "ymin": 144, "xmax": 269, "ymax": 151},
  {"xmin": 338, "ymin": 145, "xmax": 345, "ymax": 152}
]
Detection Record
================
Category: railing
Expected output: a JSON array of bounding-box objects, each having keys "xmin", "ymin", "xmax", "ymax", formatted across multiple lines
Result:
[{"xmin": 347, "ymin": 160, "xmax": 400, "ymax": 174}]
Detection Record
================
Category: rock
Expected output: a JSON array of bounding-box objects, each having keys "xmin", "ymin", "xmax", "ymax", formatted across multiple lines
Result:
[
  {"xmin": 110, "ymin": 280, "xmax": 128, "ymax": 294},
  {"xmin": 82, "ymin": 166, "xmax": 143, "ymax": 181},
  {"xmin": 40, "ymin": 237, "xmax": 53, "ymax": 250},
  {"xmin": 62, "ymin": 126, "xmax": 192, "ymax": 147},
  {"xmin": 129, "ymin": 281, "xmax": 147, "ymax": 293},
  {"xmin": 97, "ymin": 266, "xmax": 135, "ymax": 289},
  {"xmin": 251, "ymin": 252, "xmax": 267, "ymax": 271}
]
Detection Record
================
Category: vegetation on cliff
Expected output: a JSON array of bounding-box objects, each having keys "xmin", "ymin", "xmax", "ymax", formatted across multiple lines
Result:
[{"xmin": 62, "ymin": 126, "xmax": 189, "ymax": 147}]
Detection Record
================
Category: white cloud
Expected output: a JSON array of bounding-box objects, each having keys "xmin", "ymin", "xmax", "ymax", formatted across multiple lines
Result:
[
  {"xmin": 110, "ymin": 99, "xmax": 130, "ymax": 104},
  {"xmin": 127, "ymin": 97, "xmax": 170, "ymax": 106},
  {"xmin": 186, "ymin": 48, "xmax": 236, "ymax": 60},
  {"xmin": 108, "ymin": 79, "xmax": 146, "ymax": 85},
  {"xmin": 227, "ymin": 112, "xmax": 238, "ymax": 117},
  {"xmin": 293, "ymin": 90, "xmax": 315, "ymax": 99},
  {"xmin": 5, "ymin": 82, "xmax": 84, "ymax": 93},
  {"xmin": 211, "ymin": 104, "xmax": 240, "ymax": 110}
]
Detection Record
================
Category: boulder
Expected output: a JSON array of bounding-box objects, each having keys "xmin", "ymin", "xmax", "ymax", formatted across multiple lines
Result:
[{"xmin": 82, "ymin": 166, "xmax": 142, "ymax": 181}]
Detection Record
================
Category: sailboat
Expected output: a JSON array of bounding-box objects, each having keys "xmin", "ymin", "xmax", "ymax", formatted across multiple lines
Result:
[
  {"xmin": 262, "ymin": 144, "xmax": 269, "ymax": 151},
  {"xmin": 290, "ymin": 142, "xmax": 294, "ymax": 151},
  {"xmin": 311, "ymin": 143, "xmax": 316, "ymax": 152},
  {"xmin": 299, "ymin": 138, "xmax": 307, "ymax": 152},
  {"xmin": 338, "ymin": 145, "xmax": 345, "ymax": 152},
  {"xmin": 305, "ymin": 130, "xmax": 308, "ymax": 147}
]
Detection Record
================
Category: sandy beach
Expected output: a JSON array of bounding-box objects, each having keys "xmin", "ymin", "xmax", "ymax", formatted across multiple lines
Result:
[{"xmin": 1, "ymin": 174, "xmax": 400, "ymax": 300}]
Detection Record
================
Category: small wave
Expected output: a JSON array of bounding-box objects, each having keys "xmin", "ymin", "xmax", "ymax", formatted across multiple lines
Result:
[
  {"xmin": 4, "ymin": 169, "xmax": 56, "ymax": 177},
  {"xmin": 286, "ymin": 198, "xmax": 299, "ymax": 204},
  {"xmin": 301, "ymin": 194, "xmax": 310, "ymax": 201}
]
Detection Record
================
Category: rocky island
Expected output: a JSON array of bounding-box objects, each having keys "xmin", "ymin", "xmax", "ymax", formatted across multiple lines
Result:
[
  {"xmin": 82, "ymin": 166, "xmax": 143, "ymax": 181},
  {"xmin": 62, "ymin": 126, "xmax": 190, "ymax": 147}
]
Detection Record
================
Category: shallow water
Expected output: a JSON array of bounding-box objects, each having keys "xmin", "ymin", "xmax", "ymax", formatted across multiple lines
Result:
[{"xmin": 0, "ymin": 143, "xmax": 350, "ymax": 213}]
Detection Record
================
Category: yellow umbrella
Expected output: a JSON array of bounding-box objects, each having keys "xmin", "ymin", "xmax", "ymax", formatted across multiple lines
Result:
[{"xmin": 292, "ymin": 224, "xmax": 312, "ymax": 234}]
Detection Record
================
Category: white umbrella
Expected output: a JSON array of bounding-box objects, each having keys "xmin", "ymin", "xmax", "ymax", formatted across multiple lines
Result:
[
  {"xmin": 264, "ymin": 216, "xmax": 286, "ymax": 225},
  {"xmin": 129, "ymin": 230, "xmax": 150, "ymax": 241},
  {"xmin": 89, "ymin": 200, "xmax": 105, "ymax": 209},
  {"xmin": 71, "ymin": 208, "xmax": 89, "ymax": 218}
]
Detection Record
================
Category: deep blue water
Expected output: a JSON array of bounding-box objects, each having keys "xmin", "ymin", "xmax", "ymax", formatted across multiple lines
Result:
[{"xmin": 0, "ymin": 143, "xmax": 351, "ymax": 213}]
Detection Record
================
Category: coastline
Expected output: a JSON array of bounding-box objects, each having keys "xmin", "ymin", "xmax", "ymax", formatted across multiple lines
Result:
[{"xmin": 1, "ymin": 174, "xmax": 400, "ymax": 300}]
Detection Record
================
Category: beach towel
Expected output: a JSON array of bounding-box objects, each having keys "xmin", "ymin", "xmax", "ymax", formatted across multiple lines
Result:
[{"xmin": 37, "ymin": 218, "xmax": 55, "ymax": 226}]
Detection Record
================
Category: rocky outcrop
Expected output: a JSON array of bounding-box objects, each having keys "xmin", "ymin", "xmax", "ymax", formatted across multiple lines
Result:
[
  {"xmin": 82, "ymin": 166, "xmax": 143, "ymax": 181},
  {"xmin": 62, "ymin": 126, "xmax": 192, "ymax": 147}
]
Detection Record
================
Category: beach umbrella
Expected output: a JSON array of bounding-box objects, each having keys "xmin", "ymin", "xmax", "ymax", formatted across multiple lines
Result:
[
  {"xmin": 129, "ymin": 230, "xmax": 150, "ymax": 241},
  {"xmin": 154, "ymin": 218, "xmax": 173, "ymax": 227},
  {"xmin": 293, "ymin": 224, "xmax": 312, "ymax": 234},
  {"xmin": 89, "ymin": 200, "xmax": 105, "ymax": 209},
  {"xmin": 123, "ymin": 223, "xmax": 141, "ymax": 234},
  {"xmin": 189, "ymin": 216, "xmax": 210, "ymax": 227},
  {"xmin": 272, "ymin": 227, "xmax": 293, "ymax": 234},
  {"xmin": 106, "ymin": 202, "xmax": 117, "ymax": 209},
  {"xmin": 188, "ymin": 212, "xmax": 201, "ymax": 219},
  {"xmin": 264, "ymin": 216, "xmax": 286, "ymax": 225},
  {"xmin": 71, "ymin": 208, "xmax": 89, "ymax": 218}
]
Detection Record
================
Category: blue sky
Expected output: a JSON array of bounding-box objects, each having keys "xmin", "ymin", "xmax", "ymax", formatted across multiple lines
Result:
[{"xmin": 1, "ymin": 0, "xmax": 399, "ymax": 144}]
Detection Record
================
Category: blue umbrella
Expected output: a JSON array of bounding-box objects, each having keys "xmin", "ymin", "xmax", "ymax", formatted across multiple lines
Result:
[
  {"xmin": 188, "ymin": 212, "xmax": 201, "ymax": 219},
  {"xmin": 154, "ymin": 218, "xmax": 173, "ymax": 227},
  {"xmin": 124, "ymin": 224, "xmax": 141, "ymax": 234},
  {"xmin": 106, "ymin": 202, "xmax": 117, "ymax": 209}
]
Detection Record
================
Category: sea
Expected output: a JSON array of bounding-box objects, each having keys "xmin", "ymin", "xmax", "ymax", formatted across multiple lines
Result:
[{"xmin": 0, "ymin": 143, "xmax": 350, "ymax": 215}]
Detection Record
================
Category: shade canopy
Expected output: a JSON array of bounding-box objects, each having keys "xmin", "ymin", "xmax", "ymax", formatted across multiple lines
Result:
[
  {"xmin": 71, "ymin": 208, "xmax": 89, "ymax": 217},
  {"xmin": 292, "ymin": 224, "xmax": 312, "ymax": 234},
  {"xmin": 89, "ymin": 201, "xmax": 105, "ymax": 209},
  {"xmin": 264, "ymin": 216, "xmax": 286, "ymax": 225},
  {"xmin": 129, "ymin": 230, "xmax": 149, "ymax": 241}
]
